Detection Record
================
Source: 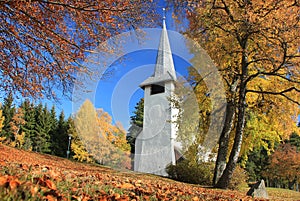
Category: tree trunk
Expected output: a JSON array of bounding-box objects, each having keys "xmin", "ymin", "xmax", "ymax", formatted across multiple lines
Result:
[
  {"xmin": 213, "ymin": 100, "xmax": 235, "ymax": 185},
  {"xmin": 215, "ymin": 45, "xmax": 248, "ymax": 189},
  {"xmin": 214, "ymin": 87, "xmax": 247, "ymax": 188}
]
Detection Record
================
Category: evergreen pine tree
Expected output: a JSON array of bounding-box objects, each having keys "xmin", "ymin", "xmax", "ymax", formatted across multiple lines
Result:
[
  {"xmin": 33, "ymin": 103, "xmax": 51, "ymax": 153},
  {"xmin": 33, "ymin": 103, "xmax": 43, "ymax": 152},
  {"xmin": 48, "ymin": 105, "xmax": 58, "ymax": 155},
  {"xmin": 0, "ymin": 93, "xmax": 15, "ymax": 141},
  {"xmin": 52, "ymin": 111, "xmax": 69, "ymax": 157},
  {"xmin": 130, "ymin": 98, "xmax": 144, "ymax": 127},
  {"xmin": 127, "ymin": 98, "xmax": 144, "ymax": 154},
  {"xmin": 286, "ymin": 132, "xmax": 300, "ymax": 151},
  {"xmin": 244, "ymin": 146, "xmax": 270, "ymax": 182},
  {"xmin": 20, "ymin": 100, "xmax": 36, "ymax": 150}
]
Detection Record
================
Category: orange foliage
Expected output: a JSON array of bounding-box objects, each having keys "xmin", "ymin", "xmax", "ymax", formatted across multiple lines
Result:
[
  {"xmin": 264, "ymin": 144, "xmax": 300, "ymax": 182},
  {"xmin": 0, "ymin": 0, "xmax": 157, "ymax": 99},
  {"xmin": 0, "ymin": 144, "xmax": 270, "ymax": 201}
]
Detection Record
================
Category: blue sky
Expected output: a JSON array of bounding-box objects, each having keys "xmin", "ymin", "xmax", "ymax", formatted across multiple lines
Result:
[
  {"xmin": 54, "ymin": 8, "xmax": 193, "ymax": 130},
  {"xmin": 0, "ymin": 3, "xmax": 195, "ymax": 131},
  {"xmin": 94, "ymin": 50, "xmax": 191, "ymax": 129},
  {"xmin": 1, "ymin": 5, "xmax": 299, "ymax": 131}
]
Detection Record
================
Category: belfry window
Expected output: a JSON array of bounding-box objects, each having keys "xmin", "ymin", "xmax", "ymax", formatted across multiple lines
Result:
[{"xmin": 150, "ymin": 84, "xmax": 165, "ymax": 95}]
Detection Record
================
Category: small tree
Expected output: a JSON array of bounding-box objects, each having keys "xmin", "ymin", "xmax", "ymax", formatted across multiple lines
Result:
[
  {"xmin": 264, "ymin": 144, "xmax": 300, "ymax": 190},
  {"xmin": 74, "ymin": 99, "xmax": 131, "ymax": 169},
  {"xmin": 0, "ymin": 105, "xmax": 5, "ymax": 143},
  {"xmin": 69, "ymin": 116, "xmax": 94, "ymax": 163},
  {"xmin": 8, "ymin": 108, "xmax": 26, "ymax": 148}
]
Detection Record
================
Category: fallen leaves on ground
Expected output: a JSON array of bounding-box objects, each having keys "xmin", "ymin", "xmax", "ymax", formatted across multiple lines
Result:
[{"xmin": 0, "ymin": 144, "xmax": 292, "ymax": 200}]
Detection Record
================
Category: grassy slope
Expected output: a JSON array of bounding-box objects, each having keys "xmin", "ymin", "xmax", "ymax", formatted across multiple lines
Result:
[{"xmin": 0, "ymin": 144, "xmax": 299, "ymax": 201}]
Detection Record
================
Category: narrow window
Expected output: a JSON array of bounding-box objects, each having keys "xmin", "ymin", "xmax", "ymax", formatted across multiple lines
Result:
[{"xmin": 151, "ymin": 84, "xmax": 165, "ymax": 95}]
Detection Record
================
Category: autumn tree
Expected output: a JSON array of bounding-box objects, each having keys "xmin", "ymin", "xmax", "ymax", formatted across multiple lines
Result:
[
  {"xmin": 0, "ymin": 0, "xmax": 158, "ymax": 99},
  {"xmin": 264, "ymin": 143, "xmax": 300, "ymax": 190},
  {"xmin": 174, "ymin": 71, "xmax": 214, "ymax": 163},
  {"xmin": 8, "ymin": 108, "xmax": 26, "ymax": 148},
  {"xmin": 96, "ymin": 108, "xmax": 131, "ymax": 168},
  {"xmin": 111, "ymin": 122, "xmax": 130, "ymax": 153},
  {"xmin": 0, "ymin": 105, "xmax": 5, "ymax": 142},
  {"xmin": 69, "ymin": 115, "xmax": 94, "ymax": 163},
  {"xmin": 74, "ymin": 100, "xmax": 100, "ymax": 162},
  {"xmin": 71, "ymin": 126, "xmax": 94, "ymax": 163},
  {"xmin": 170, "ymin": 0, "xmax": 300, "ymax": 188},
  {"xmin": 243, "ymin": 120, "xmax": 299, "ymax": 182},
  {"xmin": 74, "ymin": 99, "xmax": 130, "ymax": 169}
]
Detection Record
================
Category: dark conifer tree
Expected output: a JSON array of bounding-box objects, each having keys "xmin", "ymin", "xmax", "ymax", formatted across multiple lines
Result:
[
  {"xmin": 20, "ymin": 100, "xmax": 36, "ymax": 150},
  {"xmin": 130, "ymin": 98, "xmax": 144, "ymax": 127},
  {"xmin": 33, "ymin": 103, "xmax": 51, "ymax": 153},
  {"xmin": 244, "ymin": 146, "xmax": 270, "ymax": 182},
  {"xmin": 127, "ymin": 98, "xmax": 144, "ymax": 155},
  {"xmin": 66, "ymin": 116, "xmax": 76, "ymax": 158},
  {"xmin": 52, "ymin": 111, "xmax": 69, "ymax": 157},
  {"xmin": 49, "ymin": 105, "xmax": 58, "ymax": 155},
  {"xmin": 0, "ymin": 93, "xmax": 15, "ymax": 141}
]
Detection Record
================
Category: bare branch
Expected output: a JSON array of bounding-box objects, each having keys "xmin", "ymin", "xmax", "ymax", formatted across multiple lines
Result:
[{"xmin": 247, "ymin": 87, "xmax": 300, "ymax": 105}]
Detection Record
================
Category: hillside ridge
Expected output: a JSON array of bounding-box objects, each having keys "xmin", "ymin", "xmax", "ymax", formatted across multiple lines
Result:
[{"xmin": 0, "ymin": 144, "xmax": 296, "ymax": 200}]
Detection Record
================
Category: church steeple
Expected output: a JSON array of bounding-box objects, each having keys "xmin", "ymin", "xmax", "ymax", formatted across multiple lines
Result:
[
  {"xmin": 140, "ymin": 10, "xmax": 176, "ymax": 88},
  {"xmin": 134, "ymin": 10, "xmax": 179, "ymax": 176}
]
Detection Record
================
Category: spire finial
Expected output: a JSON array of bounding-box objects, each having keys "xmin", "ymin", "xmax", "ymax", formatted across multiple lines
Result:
[{"xmin": 162, "ymin": 7, "xmax": 166, "ymax": 20}]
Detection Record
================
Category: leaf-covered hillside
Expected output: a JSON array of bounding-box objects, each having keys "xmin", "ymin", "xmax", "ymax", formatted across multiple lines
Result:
[{"xmin": 0, "ymin": 144, "xmax": 299, "ymax": 200}]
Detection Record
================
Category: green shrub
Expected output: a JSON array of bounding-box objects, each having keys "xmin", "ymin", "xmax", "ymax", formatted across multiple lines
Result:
[
  {"xmin": 166, "ymin": 160, "xmax": 214, "ymax": 185},
  {"xmin": 228, "ymin": 165, "xmax": 249, "ymax": 190}
]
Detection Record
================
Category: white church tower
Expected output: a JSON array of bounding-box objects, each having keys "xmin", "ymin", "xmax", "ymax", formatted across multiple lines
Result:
[{"xmin": 134, "ymin": 13, "xmax": 179, "ymax": 176}]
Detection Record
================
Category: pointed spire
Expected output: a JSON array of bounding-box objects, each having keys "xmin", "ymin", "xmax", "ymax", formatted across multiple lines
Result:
[
  {"xmin": 154, "ymin": 8, "xmax": 176, "ymax": 79},
  {"xmin": 140, "ymin": 8, "xmax": 176, "ymax": 88}
]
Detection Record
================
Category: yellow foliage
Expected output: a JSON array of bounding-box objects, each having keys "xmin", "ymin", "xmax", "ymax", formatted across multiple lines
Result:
[
  {"xmin": 73, "ymin": 99, "xmax": 131, "ymax": 169},
  {"xmin": 0, "ymin": 108, "xmax": 4, "ymax": 133},
  {"xmin": 10, "ymin": 132, "xmax": 26, "ymax": 148},
  {"xmin": 186, "ymin": 0, "xmax": 300, "ymax": 163},
  {"xmin": 6, "ymin": 108, "xmax": 26, "ymax": 148},
  {"xmin": 71, "ymin": 135, "xmax": 94, "ymax": 163},
  {"xmin": 0, "ymin": 136, "xmax": 6, "ymax": 144},
  {"xmin": 113, "ymin": 122, "xmax": 130, "ymax": 152}
]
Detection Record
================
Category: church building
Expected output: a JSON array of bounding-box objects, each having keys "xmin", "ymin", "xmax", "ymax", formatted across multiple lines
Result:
[{"xmin": 134, "ymin": 15, "xmax": 181, "ymax": 176}]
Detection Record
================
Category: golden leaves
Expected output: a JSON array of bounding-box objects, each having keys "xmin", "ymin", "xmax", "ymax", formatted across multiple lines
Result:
[
  {"xmin": 73, "ymin": 100, "xmax": 131, "ymax": 169},
  {"xmin": 120, "ymin": 182, "xmax": 135, "ymax": 189}
]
